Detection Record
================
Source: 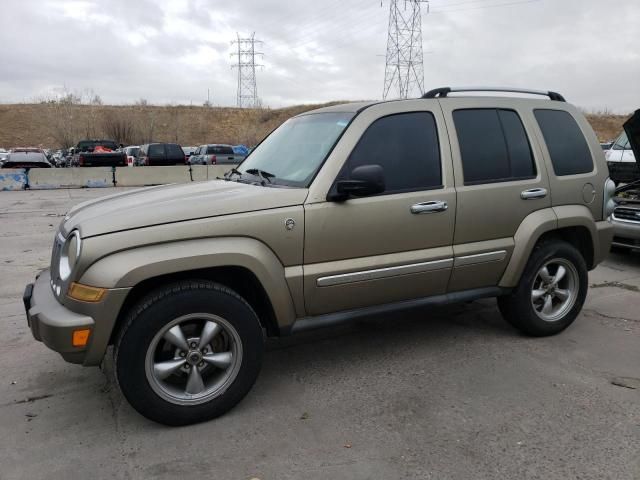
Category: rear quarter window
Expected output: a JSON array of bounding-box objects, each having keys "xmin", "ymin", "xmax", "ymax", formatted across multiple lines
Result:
[
  {"xmin": 534, "ymin": 109, "xmax": 593, "ymax": 176},
  {"xmin": 148, "ymin": 144, "xmax": 165, "ymax": 156},
  {"xmin": 166, "ymin": 144, "xmax": 184, "ymax": 157}
]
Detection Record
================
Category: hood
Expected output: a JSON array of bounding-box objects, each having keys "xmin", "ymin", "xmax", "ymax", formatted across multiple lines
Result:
[
  {"xmin": 63, "ymin": 180, "xmax": 308, "ymax": 238},
  {"xmin": 623, "ymin": 109, "xmax": 640, "ymax": 167}
]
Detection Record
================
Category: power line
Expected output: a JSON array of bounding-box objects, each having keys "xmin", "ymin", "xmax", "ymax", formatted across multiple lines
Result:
[
  {"xmin": 382, "ymin": 0, "xmax": 428, "ymax": 100},
  {"xmin": 231, "ymin": 33, "xmax": 264, "ymax": 108}
]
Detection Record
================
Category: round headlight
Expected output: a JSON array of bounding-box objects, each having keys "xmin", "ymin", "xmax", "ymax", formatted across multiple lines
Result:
[
  {"xmin": 59, "ymin": 230, "xmax": 81, "ymax": 281},
  {"xmin": 603, "ymin": 178, "xmax": 617, "ymax": 219}
]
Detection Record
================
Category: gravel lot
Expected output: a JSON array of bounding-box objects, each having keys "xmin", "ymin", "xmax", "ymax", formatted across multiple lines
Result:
[{"xmin": 0, "ymin": 188, "xmax": 639, "ymax": 480}]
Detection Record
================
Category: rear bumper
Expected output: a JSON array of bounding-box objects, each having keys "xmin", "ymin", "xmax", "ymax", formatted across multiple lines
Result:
[{"xmin": 25, "ymin": 269, "xmax": 94, "ymax": 364}]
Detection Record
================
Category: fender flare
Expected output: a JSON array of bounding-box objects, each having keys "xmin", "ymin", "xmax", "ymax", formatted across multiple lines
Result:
[
  {"xmin": 79, "ymin": 237, "xmax": 298, "ymax": 328},
  {"xmin": 499, "ymin": 206, "xmax": 599, "ymax": 288}
]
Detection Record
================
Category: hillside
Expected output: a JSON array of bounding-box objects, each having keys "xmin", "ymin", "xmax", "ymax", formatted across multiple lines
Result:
[{"xmin": 0, "ymin": 102, "xmax": 630, "ymax": 149}]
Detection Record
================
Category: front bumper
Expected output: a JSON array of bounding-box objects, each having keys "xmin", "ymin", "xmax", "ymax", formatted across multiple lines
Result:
[
  {"xmin": 24, "ymin": 269, "xmax": 94, "ymax": 364},
  {"xmin": 611, "ymin": 217, "xmax": 640, "ymax": 249}
]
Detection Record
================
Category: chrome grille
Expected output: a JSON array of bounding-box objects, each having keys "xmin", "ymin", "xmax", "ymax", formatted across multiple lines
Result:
[{"xmin": 613, "ymin": 207, "xmax": 640, "ymax": 223}]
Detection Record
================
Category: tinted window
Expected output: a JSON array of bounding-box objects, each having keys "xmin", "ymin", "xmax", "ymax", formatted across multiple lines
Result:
[
  {"xmin": 534, "ymin": 109, "xmax": 593, "ymax": 176},
  {"xmin": 207, "ymin": 146, "xmax": 234, "ymax": 155},
  {"xmin": 148, "ymin": 144, "xmax": 165, "ymax": 157},
  {"xmin": 166, "ymin": 144, "xmax": 183, "ymax": 158},
  {"xmin": 346, "ymin": 112, "xmax": 441, "ymax": 192},
  {"xmin": 453, "ymin": 109, "xmax": 535, "ymax": 185}
]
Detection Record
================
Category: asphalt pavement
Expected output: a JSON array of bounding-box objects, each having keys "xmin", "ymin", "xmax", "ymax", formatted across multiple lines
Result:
[{"xmin": 0, "ymin": 188, "xmax": 638, "ymax": 480}]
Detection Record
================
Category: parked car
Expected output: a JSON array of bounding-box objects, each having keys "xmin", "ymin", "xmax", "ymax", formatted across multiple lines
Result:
[
  {"xmin": 137, "ymin": 143, "xmax": 186, "ymax": 166},
  {"xmin": 182, "ymin": 146, "xmax": 198, "ymax": 160},
  {"xmin": 605, "ymin": 126, "xmax": 638, "ymax": 184},
  {"xmin": 123, "ymin": 146, "xmax": 141, "ymax": 166},
  {"xmin": 24, "ymin": 87, "xmax": 614, "ymax": 426},
  {"xmin": 611, "ymin": 110, "xmax": 640, "ymax": 250},
  {"xmin": 71, "ymin": 140, "xmax": 127, "ymax": 167},
  {"xmin": 600, "ymin": 141, "xmax": 613, "ymax": 151},
  {"xmin": 2, "ymin": 152, "xmax": 52, "ymax": 168},
  {"xmin": 0, "ymin": 149, "xmax": 9, "ymax": 167},
  {"xmin": 11, "ymin": 147, "xmax": 45, "ymax": 154},
  {"xmin": 190, "ymin": 144, "xmax": 244, "ymax": 165}
]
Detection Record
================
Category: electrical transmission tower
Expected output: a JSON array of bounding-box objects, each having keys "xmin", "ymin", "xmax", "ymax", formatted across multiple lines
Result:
[
  {"xmin": 231, "ymin": 33, "xmax": 264, "ymax": 108},
  {"xmin": 382, "ymin": 0, "xmax": 428, "ymax": 100}
]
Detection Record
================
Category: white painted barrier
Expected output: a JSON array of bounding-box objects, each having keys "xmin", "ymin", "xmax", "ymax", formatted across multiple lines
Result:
[
  {"xmin": 29, "ymin": 167, "xmax": 113, "ymax": 189},
  {"xmin": 0, "ymin": 169, "xmax": 27, "ymax": 191},
  {"xmin": 115, "ymin": 166, "xmax": 191, "ymax": 186},
  {"xmin": 0, "ymin": 165, "xmax": 240, "ymax": 191}
]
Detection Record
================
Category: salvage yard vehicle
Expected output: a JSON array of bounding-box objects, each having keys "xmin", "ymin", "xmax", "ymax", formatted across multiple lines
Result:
[
  {"xmin": 71, "ymin": 140, "xmax": 127, "ymax": 167},
  {"xmin": 137, "ymin": 143, "xmax": 186, "ymax": 166},
  {"xmin": 2, "ymin": 152, "xmax": 52, "ymax": 168},
  {"xmin": 605, "ymin": 121, "xmax": 639, "ymax": 184},
  {"xmin": 610, "ymin": 110, "xmax": 640, "ymax": 250},
  {"xmin": 24, "ymin": 87, "xmax": 614, "ymax": 425},
  {"xmin": 190, "ymin": 144, "xmax": 244, "ymax": 165}
]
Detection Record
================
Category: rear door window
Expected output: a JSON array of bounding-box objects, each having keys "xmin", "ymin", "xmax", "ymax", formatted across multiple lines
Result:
[
  {"xmin": 453, "ymin": 109, "xmax": 536, "ymax": 185},
  {"xmin": 534, "ymin": 109, "xmax": 593, "ymax": 176}
]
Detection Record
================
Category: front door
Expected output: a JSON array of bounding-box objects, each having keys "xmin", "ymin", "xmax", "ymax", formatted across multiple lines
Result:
[{"xmin": 303, "ymin": 102, "xmax": 456, "ymax": 316}]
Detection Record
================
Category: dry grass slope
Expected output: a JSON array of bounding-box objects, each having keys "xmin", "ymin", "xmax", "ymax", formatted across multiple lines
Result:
[{"xmin": 0, "ymin": 103, "xmax": 630, "ymax": 149}]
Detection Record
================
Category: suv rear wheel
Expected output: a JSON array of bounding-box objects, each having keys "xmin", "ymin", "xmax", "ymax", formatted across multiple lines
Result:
[
  {"xmin": 114, "ymin": 280, "xmax": 264, "ymax": 425},
  {"xmin": 498, "ymin": 240, "xmax": 588, "ymax": 336}
]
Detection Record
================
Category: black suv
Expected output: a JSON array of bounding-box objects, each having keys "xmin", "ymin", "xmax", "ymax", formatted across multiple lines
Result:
[{"xmin": 138, "ymin": 143, "xmax": 186, "ymax": 166}]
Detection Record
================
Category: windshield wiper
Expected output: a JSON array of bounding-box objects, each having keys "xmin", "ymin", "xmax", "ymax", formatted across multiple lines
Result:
[
  {"xmin": 245, "ymin": 168, "xmax": 275, "ymax": 185},
  {"xmin": 222, "ymin": 167, "xmax": 243, "ymax": 181}
]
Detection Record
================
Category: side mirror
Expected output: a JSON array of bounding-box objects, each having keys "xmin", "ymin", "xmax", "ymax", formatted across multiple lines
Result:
[{"xmin": 328, "ymin": 164, "xmax": 385, "ymax": 201}]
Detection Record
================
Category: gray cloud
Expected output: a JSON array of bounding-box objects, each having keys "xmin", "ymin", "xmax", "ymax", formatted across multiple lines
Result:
[{"xmin": 0, "ymin": 0, "xmax": 638, "ymax": 111}]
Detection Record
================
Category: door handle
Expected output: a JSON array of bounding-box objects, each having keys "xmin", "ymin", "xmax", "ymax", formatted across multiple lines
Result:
[
  {"xmin": 520, "ymin": 188, "xmax": 547, "ymax": 200},
  {"xmin": 410, "ymin": 200, "xmax": 448, "ymax": 214}
]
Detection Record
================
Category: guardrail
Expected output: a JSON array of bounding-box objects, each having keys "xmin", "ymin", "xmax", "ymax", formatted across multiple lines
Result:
[{"xmin": 0, "ymin": 165, "xmax": 236, "ymax": 191}]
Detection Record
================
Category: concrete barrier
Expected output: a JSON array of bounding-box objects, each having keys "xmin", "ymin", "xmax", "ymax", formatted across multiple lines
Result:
[
  {"xmin": 190, "ymin": 165, "xmax": 208, "ymax": 182},
  {"xmin": 0, "ymin": 169, "xmax": 27, "ymax": 191},
  {"xmin": 209, "ymin": 165, "xmax": 235, "ymax": 179},
  {"xmin": 0, "ymin": 165, "xmax": 240, "ymax": 191},
  {"xmin": 115, "ymin": 166, "xmax": 191, "ymax": 186},
  {"xmin": 29, "ymin": 167, "xmax": 113, "ymax": 189}
]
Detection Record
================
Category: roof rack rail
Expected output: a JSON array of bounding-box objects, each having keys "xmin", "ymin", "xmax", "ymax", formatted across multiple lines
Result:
[{"xmin": 422, "ymin": 87, "xmax": 566, "ymax": 102}]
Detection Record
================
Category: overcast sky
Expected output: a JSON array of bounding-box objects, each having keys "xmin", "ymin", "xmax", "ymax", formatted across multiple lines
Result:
[{"xmin": 0, "ymin": 0, "xmax": 638, "ymax": 112}]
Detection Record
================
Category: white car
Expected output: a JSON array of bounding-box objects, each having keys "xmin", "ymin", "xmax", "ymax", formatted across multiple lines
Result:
[
  {"xmin": 123, "ymin": 146, "xmax": 140, "ymax": 166},
  {"xmin": 606, "ymin": 129, "xmax": 638, "ymax": 184}
]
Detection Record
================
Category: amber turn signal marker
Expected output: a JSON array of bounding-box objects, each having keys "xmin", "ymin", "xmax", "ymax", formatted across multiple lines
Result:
[
  {"xmin": 68, "ymin": 282, "xmax": 106, "ymax": 302},
  {"xmin": 72, "ymin": 328, "xmax": 91, "ymax": 347}
]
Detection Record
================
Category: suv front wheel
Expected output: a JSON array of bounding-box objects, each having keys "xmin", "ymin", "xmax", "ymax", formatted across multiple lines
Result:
[
  {"xmin": 114, "ymin": 280, "xmax": 264, "ymax": 425},
  {"xmin": 498, "ymin": 240, "xmax": 588, "ymax": 336}
]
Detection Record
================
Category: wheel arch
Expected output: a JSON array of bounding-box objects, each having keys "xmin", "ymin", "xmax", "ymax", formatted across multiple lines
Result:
[
  {"xmin": 499, "ymin": 206, "xmax": 598, "ymax": 288},
  {"xmin": 78, "ymin": 237, "xmax": 297, "ymax": 342}
]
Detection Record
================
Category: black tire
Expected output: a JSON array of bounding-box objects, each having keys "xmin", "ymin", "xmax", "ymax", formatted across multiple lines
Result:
[
  {"xmin": 114, "ymin": 280, "xmax": 264, "ymax": 426},
  {"xmin": 498, "ymin": 240, "xmax": 588, "ymax": 337}
]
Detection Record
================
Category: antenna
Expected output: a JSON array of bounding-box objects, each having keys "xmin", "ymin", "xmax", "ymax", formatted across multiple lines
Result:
[
  {"xmin": 382, "ymin": 0, "xmax": 428, "ymax": 100},
  {"xmin": 231, "ymin": 33, "xmax": 264, "ymax": 108}
]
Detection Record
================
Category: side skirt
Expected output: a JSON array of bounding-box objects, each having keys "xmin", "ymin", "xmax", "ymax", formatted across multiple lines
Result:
[{"xmin": 285, "ymin": 287, "xmax": 511, "ymax": 335}]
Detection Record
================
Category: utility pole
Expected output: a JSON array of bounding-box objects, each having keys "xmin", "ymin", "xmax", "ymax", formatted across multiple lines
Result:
[
  {"xmin": 231, "ymin": 33, "xmax": 264, "ymax": 108},
  {"xmin": 382, "ymin": 0, "xmax": 428, "ymax": 100}
]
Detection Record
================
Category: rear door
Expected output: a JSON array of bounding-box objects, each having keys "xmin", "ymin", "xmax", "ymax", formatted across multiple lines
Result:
[{"xmin": 440, "ymin": 98, "xmax": 551, "ymax": 291}]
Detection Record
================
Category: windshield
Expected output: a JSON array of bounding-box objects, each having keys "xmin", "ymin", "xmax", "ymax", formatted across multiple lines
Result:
[
  {"xmin": 238, "ymin": 112, "xmax": 354, "ymax": 187},
  {"xmin": 612, "ymin": 132, "xmax": 630, "ymax": 150}
]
